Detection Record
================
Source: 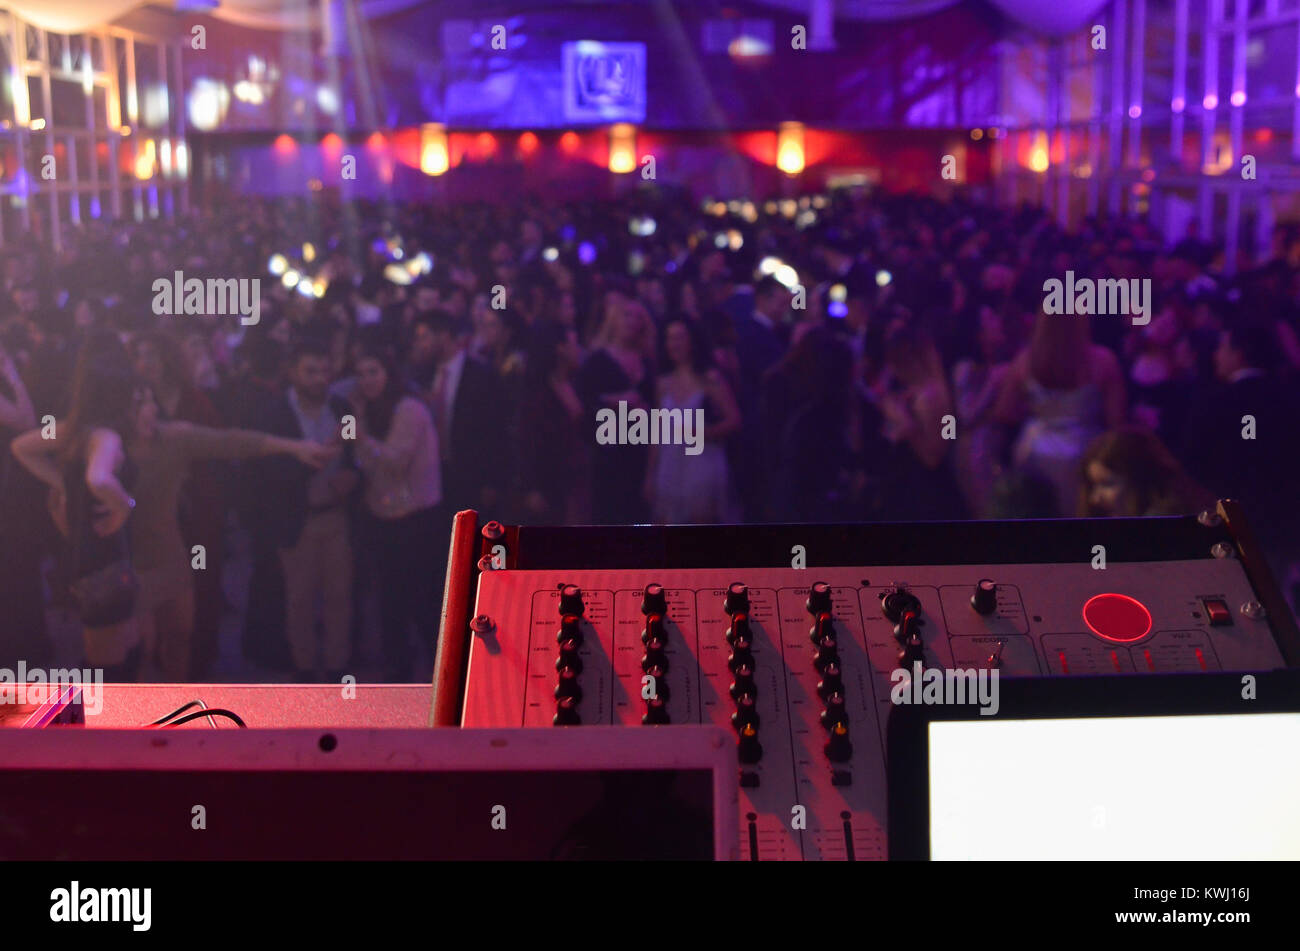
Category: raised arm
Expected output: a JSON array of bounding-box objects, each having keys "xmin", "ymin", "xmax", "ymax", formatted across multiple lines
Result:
[
  {"xmin": 162, "ymin": 420, "xmax": 336, "ymax": 468},
  {"xmin": 10, "ymin": 423, "xmax": 65, "ymax": 489},
  {"xmin": 84, "ymin": 428, "xmax": 133, "ymax": 515}
]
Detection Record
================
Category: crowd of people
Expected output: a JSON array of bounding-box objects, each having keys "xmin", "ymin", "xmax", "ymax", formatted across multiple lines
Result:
[{"xmin": 2, "ymin": 186, "xmax": 1297, "ymax": 683}]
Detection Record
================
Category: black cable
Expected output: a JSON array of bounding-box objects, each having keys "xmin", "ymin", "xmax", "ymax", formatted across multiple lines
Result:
[
  {"xmin": 164, "ymin": 708, "xmax": 247, "ymax": 729},
  {"xmin": 150, "ymin": 701, "xmax": 204, "ymax": 725},
  {"xmin": 149, "ymin": 699, "xmax": 219, "ymax": 729}
]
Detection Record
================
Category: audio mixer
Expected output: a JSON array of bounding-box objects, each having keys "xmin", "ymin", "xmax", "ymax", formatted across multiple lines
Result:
[{"xmin": 433, "ymin": 502, "xmax": 1300, "ymax": 860}]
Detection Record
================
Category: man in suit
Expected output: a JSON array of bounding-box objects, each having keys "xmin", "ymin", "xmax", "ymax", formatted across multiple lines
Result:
[
  {"xmin": 1182, "ymin": 318, "xmax": 1299, "ymax": 557},
  {"xmin": 245, "ymin": 338, "xmax": 358, "ymax": 681},
  {"xmin": 419, "ymin": 309, "xmax": 507, "ymax": 515},
  {"xmin": 733, "ymin": 276, "xmax": 791, "ymax": 520}
]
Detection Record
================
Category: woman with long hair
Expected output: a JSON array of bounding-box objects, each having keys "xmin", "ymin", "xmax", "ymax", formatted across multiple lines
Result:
[
  {"xmin": 12, "ymin": 331, "xmax": 335, "ymax": 681},
  {"xmin": 1078, "ymin": 427, "xmax": 1208, "ymax": 517},
  {"xmin": 576, "ymin": 286, "xmax": 655, "ymax": 523},
  {"xmin": 349, "ymin": 344, "xmax": 443, "ymax": 681},
  {"xmin": 643, "ymin": 318, "xmax": 742, "ymax": 523},
  {"xmin": 873, "ymin": 321, "xmax": 969, "ymax": 521},
  {"xmin": 993, "ymin": 311, "xmax": 1127, "ymax": 516},
  {"xmin": 10, "ymin": 333, "xmax": 143, "ymax": 677}
]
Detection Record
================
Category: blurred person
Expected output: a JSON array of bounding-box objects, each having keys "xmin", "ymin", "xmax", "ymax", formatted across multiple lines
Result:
[
  {"xmin": 517, "ymin": 322, "xmax": 589, "ymax": 522},
  {"xmin": 11, "ymin": 333, "xmax": 142, "ymax": 679},
  {"xmin": 420, "ymin": 309, "xmax": 507, "ymax": 513},
  {"xmin": 0, "ymin": 340, "xmax": 50, "ymax": 666},
  {"xmin": 733, "ymin": 276, "xmax": 789, "ymax": 518},
  {"xmin": 476, "ymin": 307, "xmax": 527, "ymax": 382},
  {"xmin": 350, "ymin": 345, "xmax": 443, "ymax": 681},
  {"xmin": 993, "ymin": 313, "xmax": 1127, "ymax": 517},
  {"xmin": 577, "ymin": 287, "xmax": 655, "ymax": 524},
  {"xmin": 644, "ymin": 319, "xmax": 742, "ymax": 524},
  {"xmin": 1079, "ymin": 427, "xmax": 1207, "ymax": 518},
  {"xmin": 252, "ymin": 339, "xmax": 359, "ymax": 682},
  {"xmin": 872, "ymin": 323, "xmax": 968, "ymax": 521},
  {"xmin": 19, "ymin": 334, "xmax": 336, "ymax": 681},
  {"xmin": 1182, "ymin": 319, "xmax": 1300, "ymax": 556},
  {"xmin": 763, "ymin": 325, "xmax": 854, "ymax": 522},
  {"xmin": 951, "ymin": 306, "xmax": 1018, "ymax": 518},
  {"xmin": 130, "ymin": 330, "xmax": 228, "ymax": 677}
]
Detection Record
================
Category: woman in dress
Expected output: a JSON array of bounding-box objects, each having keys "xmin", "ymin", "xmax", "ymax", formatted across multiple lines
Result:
[
  {"xmin": 576, "ymin": 286, "xmax": 655, "ymax": 524},
  {"xmin": 992, "ymin": 313, "xmax": 1128, "ymax": 517},
  {"xmin": 644, "ymin": 318, "xmax": 742, "ymax": 524},
  {"xmin": 13, "ymin": 332, "xmax": 336, "ymax": 681}
]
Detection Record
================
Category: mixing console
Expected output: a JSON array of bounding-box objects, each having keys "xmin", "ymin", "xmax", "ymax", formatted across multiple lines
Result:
[{"xmin": 437, "ymin": 504, "xmax": 1300, "ymax": 860}]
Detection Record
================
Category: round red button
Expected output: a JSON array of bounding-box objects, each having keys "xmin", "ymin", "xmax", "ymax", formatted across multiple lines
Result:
[{"xmin": 1082, "ymin": 593, "xmax": 1153, "ymax": 643}]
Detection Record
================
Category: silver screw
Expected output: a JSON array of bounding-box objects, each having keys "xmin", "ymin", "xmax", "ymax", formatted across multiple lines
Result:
[
  {"xmin": 1240, "ymin": 601, "xmax": 1266, "ymax": 620},
  {"xmin": 1211, "ymin": 542, "xmax": 1234, "ymax": 559},
  {"xmin": 1197, "ymin": 510, "xmax": 1223, "ymax": 528}
]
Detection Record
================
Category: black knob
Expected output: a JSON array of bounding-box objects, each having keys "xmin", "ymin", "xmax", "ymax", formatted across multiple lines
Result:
[
  {"xmin": 814, "ymin": 645, "xmax": 840, "ymax": 674},
  {"xmin": 555, "ymin": 652, "xmax": 583, "ymax": 676},
  {"xmin": 821, "ymin": 692, "xmax": 848, "ymax": 730},
  {"xmin": 824, "ymin": 722, "xmax": 853, "ymax": 762},
  {"xmin": 809, "ymin": 612, "xmax": 835, "ymax": 646},
  {"xmin": 971, "ymin": 579, "xmax": 998, "ymax": 615},
  {"xmin": 641, "ymin": 614, "xmax": 667, "ymax": 649},
  {"xmin": 817, "ymin": 663, "xmax": 844, "ymax": 701},
  {"xmin": 728, "ymin": 648, "xmax": 755, "ymax": 676},
  {"xmin": 726, "ymin": 613, "xmax": 752, "ymax": 648},
  {"xmin": 731, "ymin": 695, "xmax": 760, "ymax": 730},
  {"xmin": 553, "ymin": 696, "xmax": 580, "ymax": 726},
  {"xmin": 558, "ymin": 584, "xmax": 585, "ymax": 617},
  {"xmin": 641, "ymin": 583, "xmax": 667, "ymax": 616},
  {"xmin": 556, "ymin": 614, "xmax": 582, "ymax": 647},
  {"xmin": 898, "ymin": 633, "xmax": 925, "ymax": 666},
  {"xmin": 806, "ymin": 581, "xmax": 832, "ymax": 615},
  {"xmin": 737, "ymin": 724, "xmax": 763, "ymax": 764},
  {"xmin": 882, "ymin": 587, "xmax": 921, "ymax": 623},
  {"xmin": 724, "ymin": 582, "xmax": 750, "ymax": 615},
  {"xmin": 641, "ymin": 648, "xmax": 668, "ymax": 677},
  {"xmin": 642, "ymin": 696, "xmax": 670, "ymax": 725},
  {"xmin": 554, "ymin": 666, "xmax": 582, "ymax": 702},
  {"xmin": 893, "ymin": 610, "xmax": 921, "ymax": 644},
  {"xmin": 730, "ymin": 671, "xmax": 757, "ymax": 702}
]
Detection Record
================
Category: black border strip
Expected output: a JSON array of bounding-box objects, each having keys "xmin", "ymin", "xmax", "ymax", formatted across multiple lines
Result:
[{"xmin": 507, "ymin": 514, "xmax": 1232, "ymax": 569}]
